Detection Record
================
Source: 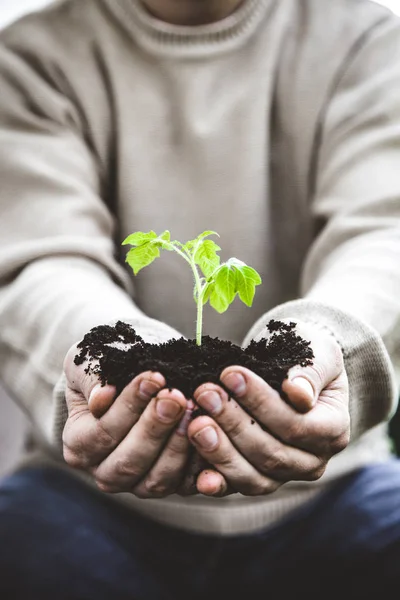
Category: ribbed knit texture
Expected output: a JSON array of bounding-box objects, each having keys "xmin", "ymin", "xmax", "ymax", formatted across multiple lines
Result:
[
  {"xmin": 109, "ymin": 0, "xmax": 271, "ymax": 55},
  {"xmin": 0, "ymin": 0, "xmax": 399, "ymax": 534}
]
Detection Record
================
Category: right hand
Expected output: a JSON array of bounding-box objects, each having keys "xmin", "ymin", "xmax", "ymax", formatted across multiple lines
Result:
[{"xmin": 62, "ymin": 341, "xmax": 194, "ymax": 498}]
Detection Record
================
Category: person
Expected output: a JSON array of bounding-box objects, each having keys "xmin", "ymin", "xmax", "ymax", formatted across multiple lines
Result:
[{"xmin": 0, "ymin": 0, "xmax": 399, "ymax": 597}]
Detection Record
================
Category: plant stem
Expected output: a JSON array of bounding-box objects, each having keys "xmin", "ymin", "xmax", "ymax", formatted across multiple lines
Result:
[
  {"xmin": 190, "ymin": 258, "xmax": 204, "ymax": 346},
  {"xmin": 196, "ymin": 293, "xmax": 203, "ymax": 346},
  {"xmin": 167, "ymin": 243, "xmax": 204, "ymax": 345}
]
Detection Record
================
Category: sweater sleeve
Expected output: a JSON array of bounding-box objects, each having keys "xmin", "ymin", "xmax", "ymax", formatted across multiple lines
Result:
[
  {"xmin": 244, "ymin": 16, "xmax": 400, "ymax": 443},
  {"xmin": 0, "ymin": 39, "xmax": 181, "ymax": 449}
]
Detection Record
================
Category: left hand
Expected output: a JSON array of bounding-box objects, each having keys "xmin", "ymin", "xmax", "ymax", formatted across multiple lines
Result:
[{"xmin": 186, "ymin": 321, "xmax": 350, "ymax": 497}]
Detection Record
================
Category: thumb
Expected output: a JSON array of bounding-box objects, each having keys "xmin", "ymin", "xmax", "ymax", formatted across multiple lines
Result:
[
  {"xmin": 282, "ymin": 375, "xmax": 316, "ymax": 413},
  {"xmin": 87, "ymin": 383, "xmax": 116, "ymax": 419},
  {"xmin": 281, "ymin": 323, "xmax": 344, "ymax": 413},
  {"xmin": 64, "ymin": 342, "xmax": 116, "ymax": 418}
]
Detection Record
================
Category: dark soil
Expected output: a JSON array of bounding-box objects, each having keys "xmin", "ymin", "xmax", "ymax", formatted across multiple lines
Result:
[
  {"xmin": 75, "ymin": 319, "xmax": 313, "ymax": 409},
  {"xmin": 75, "ymin": 320, "xmax": 314, "ymax": 412},
  {"xmin": 74, "ymin": 319, "xmax": 314, "ymax": 491}
]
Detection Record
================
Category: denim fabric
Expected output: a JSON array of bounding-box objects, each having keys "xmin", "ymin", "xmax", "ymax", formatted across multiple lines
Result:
[{"xmin": 0, "ymin": 461, "xmax": 400, "ymax": 600}]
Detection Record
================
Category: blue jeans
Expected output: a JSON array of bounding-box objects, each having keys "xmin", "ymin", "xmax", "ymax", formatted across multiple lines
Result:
[{"xmin": 0, "ymin": 462, "xmax": 400, "ymax": 600}]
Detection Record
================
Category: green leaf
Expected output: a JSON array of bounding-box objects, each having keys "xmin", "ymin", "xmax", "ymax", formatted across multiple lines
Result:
[
  {"xmin": 201, "ymin": 282, "xmax": 213, "ymax": 306},
  {"xmin": 215, "ymin": 265, "xmax": 237, "ymax": 304},
  {"xmin": 194, "ymin": 240, "xmax": 221, "ymax": 278},
  {"xmin": 197, "ymin": 230, "xmax": 220, "ymax": 241},
  {"xmin": 152, "ymin": 230, "xmax": 173, "ymax": 250},
  {"xmin": 122, "ymin": 230, "xmax": 157, "ymax": 247},
  {"xmin": 121, "ymin": 229, "xmax": 262, "ymax": 345},
  {"xmin": 209, "ymin": 265, "xmax": 237, "ymax": 313},
  {"xmin": 182, "ymin": 239, "xmax": 196, "ymax": 253},
  {"xmin": 235, "ymin": 265, "xmax": 262, "ymax": 307},
  {"xmin": 125, "ymin": 244, "xmax": 160, "ymax": 275},
  {"xmin": 209, "ymin": 285, "xmax": 230, "ymax": 313},
  {"xmin": 182, "ymin": 231, "xmax": 220, "ymax": 256},
  {"xmin": 207, "ymin": 260, "xmax": 262, "ymax": 313}
]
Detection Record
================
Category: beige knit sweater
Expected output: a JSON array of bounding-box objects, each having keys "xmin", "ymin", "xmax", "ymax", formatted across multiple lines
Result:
[{"xmin": 0, "ymin": 0, "xmax": 399, "ymax": 535}]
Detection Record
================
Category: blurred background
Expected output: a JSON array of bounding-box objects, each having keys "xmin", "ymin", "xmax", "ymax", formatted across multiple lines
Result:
[{"xmin": 0, "ymin": 0, "xmax": 399, "ymax": 476}]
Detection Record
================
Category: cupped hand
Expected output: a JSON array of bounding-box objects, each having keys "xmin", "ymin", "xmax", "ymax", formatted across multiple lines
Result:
[
  {"xmin": 188, "ymin": 321, "xmax": 350, "ymax": 497},
  {"xmin": 62, "ymin": 342, "xmax": 194, "ymax": 498}
]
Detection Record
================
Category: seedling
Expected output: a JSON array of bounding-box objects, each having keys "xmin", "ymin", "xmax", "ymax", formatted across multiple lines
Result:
[{"xmin": 122, "ymin": 230, "xmax": 262, "ymax": 346}]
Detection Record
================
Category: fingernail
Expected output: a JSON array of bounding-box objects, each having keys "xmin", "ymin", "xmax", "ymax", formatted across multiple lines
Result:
[
  {"xmin": 156, "ymin": 398, "xmax": 182, "ymax": 422},
  {"xmin": 197, "ymin": 391, "xmax": 222, "ymax": 415},
  {"xmin": 222, "ymin": 372, "xmax": 246, "ymax": 396},
  {"xmin": 88, "ymin": 384, "xmax": 101, "ymax": 405},
  {"xmin": 194, "ymin": 426, "xmax": 219, "ymax": 451},
  {"xmin": 138, "ymin": 379, "xmax": 161, "ymax": 401},
  {"xmin": 291, "ymin": 377, "xmax": 315, "ymax": 404}
]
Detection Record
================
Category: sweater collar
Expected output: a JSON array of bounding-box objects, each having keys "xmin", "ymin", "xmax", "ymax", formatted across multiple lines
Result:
[{"xmin": 103, "ymin": 0, "xmax": 274, "ymax": 57}]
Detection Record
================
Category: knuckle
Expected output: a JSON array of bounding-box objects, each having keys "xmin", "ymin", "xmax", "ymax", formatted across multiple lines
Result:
[
  {"xmin": 167, "ymin": 436, "xmax": 189, "ymax": 457},
  {"xmin": 248, "ymin": 389, "xmax": 279, "ymax": 414},
  {"xmin": 260, "ymin": 449, "xmax": 286, "ymax": 475},
  {"xmin": 316, "ymin": 417, "xmax": 350, "ymax": 456},
  {"xmin": 146, "ymin": 422, "xmax": 169, "ymax": 443},
  {"xmin": 123, "ymin": 397, "xmax": 140, "ymax": 417},
  {"xmin": 284, "ymin": 419, "xmax": 307, "ymax": 444},
  {"xmin": 93, "ymin": 465, "xmax": 133, "ymax": 493},
  {"xmin": 143, "ymin": 479, "xmax": 172, "ymax": 498},
  {"xmin": 215, "ymin": 452, "xmax": 235, "ymax": 469},
  {"xmin": 94, "ymin": 478, "xmax": 116, "ymax": 494},
  {"xmin": 62, "ymin": 428, "xmax": 90, "ymax": 468},
  {"xmin": 329, "ymin": 430, "xmax": 350, "ymax": 455},
  {"xmin": 224, "ymin": 418, "xmax": 244, "ymax": 441},
  {"xmin": 63, "ymin": 446, "xmax": 87, "ymax": 469},
  {"xmin": 306, "ymin": 463, "xmax": 327, "ymax": 481},
  {"xmin": 113, "ymin": 457, "xmax": 142, "ymax": 481},
  {"xmin": 94, "ymin": 420, "xmax": 118, "ymax": 449},
  {"xmin": 118, "ymin": 385, "xmax": 142, "ymax": 416},
  {"xmin": 133, "ymin": 486, "xmax": 151, "ymax": 499}
]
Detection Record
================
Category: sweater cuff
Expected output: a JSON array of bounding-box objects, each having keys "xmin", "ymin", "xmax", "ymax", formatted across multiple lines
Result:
[
  {"xmin": 51, "ymin": 316, "xmax": 184, "ymax": 453},
  {"xmin": 242, "ymin": 299, "xmax": 398, "ymax": 442}
]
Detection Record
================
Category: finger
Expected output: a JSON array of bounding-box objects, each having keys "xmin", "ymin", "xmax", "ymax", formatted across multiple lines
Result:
[
  {"xmin": 220, "ymin": 366, "xmax": 349, "ymax": 457},
  {"xmin": 63, "ymin": 371, "xmax": 166, "ymax": 469},
  {"xmin": 281, "ymin": 320, "xmax": 345, "ymax": 413},
  {"xmin": 196, "ymin": 469, "xmax": 234, "ymax": 497},
  {"xmin": 64, "ymin": 341, "xmax": 117, "ymax": 429},
  {"xmin": 63, "ymin": 388, "xmax": 107, "ymax": 469},
  {"xmin": 220, "ymin": 365, "xmax": 300, "ymax": 431},
  {"xmin": 194, "ymin": 383, "xmax": 326, "ymax": 482},
  {"xmin": 94, "ymin": 371, "xmax": 166, "ymax": 440},
  {"xmin": 93, "ymin": 388, "xmax": 187, "ymax": 493},
  {"xmin": 177, "ymin": 451, "xmax": 211, "ymax": 496},
  {"xmin": 133, "ymin": 401, "xmax": 194, "ymax": 498},
  {"xmin": 188, "ymin": 416, "xmax": 281, "ymax": 496},
  {"xmin": 64, "ymin": 342, "xmax": 107, "ymax": 408},
  {"xmin": 88, "ymin": 384, "xmax": 117, "ymax": 418}
]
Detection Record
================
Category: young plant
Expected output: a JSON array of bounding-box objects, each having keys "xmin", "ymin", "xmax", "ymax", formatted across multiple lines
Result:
[{"xmin": 122, "ymin": 230, "xmax": 262, "ymax": 346}]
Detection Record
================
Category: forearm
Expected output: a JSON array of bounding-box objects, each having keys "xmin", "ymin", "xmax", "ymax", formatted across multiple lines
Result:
[{"xmin": 303, "ymin": 227, "xmax": 400, "ymax": 357}]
